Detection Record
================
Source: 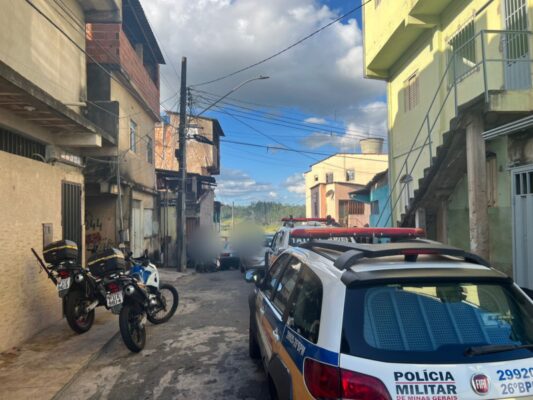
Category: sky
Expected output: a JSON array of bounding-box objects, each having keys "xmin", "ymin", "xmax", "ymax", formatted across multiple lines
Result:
[{"xmin": 141, "ymin": 0, "xmax": 386, "ymax": 205}]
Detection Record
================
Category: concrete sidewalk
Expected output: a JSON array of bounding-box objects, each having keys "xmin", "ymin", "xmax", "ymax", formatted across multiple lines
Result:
[{"xmin": 0, "ymin": 269, "xmax": 191, "ymax": 400}]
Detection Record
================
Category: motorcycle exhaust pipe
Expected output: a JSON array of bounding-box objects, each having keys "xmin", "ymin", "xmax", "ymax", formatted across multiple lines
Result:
[{"xmin": 85, "ymin": 300, "xmax": 99, "ymax": 313}]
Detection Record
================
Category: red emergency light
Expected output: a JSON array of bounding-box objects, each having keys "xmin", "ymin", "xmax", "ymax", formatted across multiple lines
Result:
[
  {"xmin": 289, "ymin": 227, "xmax": 425, "ymax": 239},
  {"xmin": 281, "ymin": 217, "xmax": 333, "ymax": 222}
]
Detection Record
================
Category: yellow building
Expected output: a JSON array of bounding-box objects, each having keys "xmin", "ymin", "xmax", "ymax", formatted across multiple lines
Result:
[
  {"xmin": 363, "ymin": 0, "xmax": 533, "ymax": 285},
  {"xmin": 304, "ymin": 139, "xmax": 388, "ymax": 226}
]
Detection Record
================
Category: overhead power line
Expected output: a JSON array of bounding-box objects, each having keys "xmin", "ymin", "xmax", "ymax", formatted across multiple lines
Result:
[
  {"xmin": 191, "ymin": 0, "xmax": 373, "ymax": 87},
  {"xmin": 192, "ymin": 92, "xmax": 380, "ymax": 138},
  {"xmin": 221, "ymin": 138, "xmax": 387, "ymax": 162}
]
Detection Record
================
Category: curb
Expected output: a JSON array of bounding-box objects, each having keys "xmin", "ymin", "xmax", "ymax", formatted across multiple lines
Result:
[{"xmin": 51, "ymin": 329, "xmax": 121, "ymax": 400}]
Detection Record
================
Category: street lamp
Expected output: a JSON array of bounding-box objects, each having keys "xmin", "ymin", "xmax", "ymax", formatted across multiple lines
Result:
[{"xmin": 195, "ymin": 75, "xmax": 270, "ymax": 117}]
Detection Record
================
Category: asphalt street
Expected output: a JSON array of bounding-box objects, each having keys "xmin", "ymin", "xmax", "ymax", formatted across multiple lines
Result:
[{"xmin": 55, "ymin": 270, "xmax": 270, "ymax": 400}]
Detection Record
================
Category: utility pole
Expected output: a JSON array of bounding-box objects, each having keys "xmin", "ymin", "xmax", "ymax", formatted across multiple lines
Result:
[{"xmin": 176, "ymin": 57, "xmax": 187, "ymax": 272}]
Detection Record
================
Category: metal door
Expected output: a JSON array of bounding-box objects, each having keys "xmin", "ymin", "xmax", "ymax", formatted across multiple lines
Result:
[
  {"xmin": 62, "ymin": 181, "xmax": 82, "ymax": 255},
  {"xmin": 131, "ymin": 200, "xmax": 143, "ymax": 257},
  {"xmin": 504, "ymin": 0, "xmax": 531, "ymax": 90},
  {"xmin": 512, "ymin": 165, "xmax": 533, "ymax": 290}
]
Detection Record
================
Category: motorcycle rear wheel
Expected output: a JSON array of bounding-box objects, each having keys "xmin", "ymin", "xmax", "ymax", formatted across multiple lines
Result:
[
  {"xmin": 65, "ymin": 290, "xmax": 95, "ymax": 334},
  {"xmin": 119, "ymin": 304, "xmax": 146, "ymax": 353},
  {"xmin": 147, "ymin": 284, "xmax": 179, "ymax": 324}
]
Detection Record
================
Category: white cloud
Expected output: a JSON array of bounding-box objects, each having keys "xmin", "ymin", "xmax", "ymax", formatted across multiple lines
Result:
[
  {"xmin": 216, "ymin": 168, "xmax": 275, "ymax": 202},
  {"xmin": 304, "ymin": 117, "xmax": 327, "ymax": 124},
  {"xmin": 300, "ymin": 101, "xmax": 388, "ymax": 151},
  {"xmin": 283, "ymin": 173, "xmax": 306, "ymax": 195},
  {"xmin": 142, "ymin": 0, "xmax": 385, "ymax": 116}
]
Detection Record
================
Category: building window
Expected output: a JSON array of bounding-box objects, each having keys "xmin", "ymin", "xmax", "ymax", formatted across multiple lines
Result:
[
  {"xmin": 404, "ymin": 72, "xmax": 419, "ymax": 112},
  {"xmin": 339, "ymin": 200, "xmax": 365, "ymax": 217},
  {"xmin": 346, "ymin": 169, "xmax": 355, "ymax": 181},
  {"xmin": 130, "ymin": 120, "xmax": 137, "ymax": 152},
  {"xmin": 146, "ymin": 136, "xmax": 153, "ymax": 164},
  {"xmin": 371, "ymin": 200, "xmax": 380, "ymax": 215},
  {"xmin": 449, "ymin": 21, "xmax": 476, "ymax": 83},
  {"xmin": 0, "ymin": 128, "xmax": 45, "ymax": 162},
  {"xmin": 326, "ymin": 172, "xmax": 334, "ymax": 183},
  {"xmin": 486, "ymin": 155, "xmax": 498, "ymax": 207},
  {"xmin": 314, "ymin": 175, "xmax": 318, "ymax": 182}
]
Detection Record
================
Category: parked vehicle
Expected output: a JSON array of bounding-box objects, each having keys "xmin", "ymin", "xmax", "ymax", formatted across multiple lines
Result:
[
  {"xmin": 32, "ymin": 241, "xmax": 121, "ymax": 334},
  {"xmin": 265, "ymin": 216, "xmax": 414, "ymax": 268},
  {"xmin": 126, "ymin": 252, "xmax": 179, "ymax": 324},
  {"xmin": 246, "ymin": 228, "xmax": 533, "ymax": 400},
  {"xmin": 219, "ymin": 241, "xmax": 240, "ymax": 270},
  {"xmin": 239, "ymin": 234, "xmax": 273, "ymax": 273}
]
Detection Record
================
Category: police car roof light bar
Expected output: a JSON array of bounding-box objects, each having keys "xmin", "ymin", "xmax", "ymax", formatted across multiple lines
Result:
[
  {"xmin": 289, "ymin": 227, "xmax": 425, "ymax": 239},
  {"xmin": 298, "ymin": 240, "xmax": 490, "ymax": 270},
  {"xmin": 281, "ymin": 215, "xmax": 336, "ymax": 227}
]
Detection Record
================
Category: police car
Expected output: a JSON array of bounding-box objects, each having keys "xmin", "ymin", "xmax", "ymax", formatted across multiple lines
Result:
[
  {"xmin": 246, "ymin": 227, "xmax": 533, "ymax": 400},
  {"xmin": 266, "ymin": 217, "xmax": 340, "ymax": 268}
]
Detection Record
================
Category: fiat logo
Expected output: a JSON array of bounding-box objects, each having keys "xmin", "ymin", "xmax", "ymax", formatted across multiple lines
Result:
[{"xmin": 471, "ymin": 374, "xmax": 490, "ymax": 395}]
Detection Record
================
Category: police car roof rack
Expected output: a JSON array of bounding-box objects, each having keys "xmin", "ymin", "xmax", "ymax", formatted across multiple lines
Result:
[
  {"xmin": 289, "ymin": 227, "xmax": 425, "ymax": 240},
  {"xmin": 298, "ymin": 240, "xmax": 490, "ymax": 270},
  {"xmin": 281, "ymin": 215, "xmax": 336, "ymax": 227}
]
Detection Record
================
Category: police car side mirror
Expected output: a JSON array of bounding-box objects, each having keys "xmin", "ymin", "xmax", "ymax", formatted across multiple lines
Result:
[{"xmin": 245, "ymin": 269, "xmax": 264, "ymax": 286}]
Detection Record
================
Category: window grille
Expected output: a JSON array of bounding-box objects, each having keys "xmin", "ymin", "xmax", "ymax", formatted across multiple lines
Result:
[
  {"xmin": 326, "ymin": 172, "xmax": 334, "ymax": 183},
  {"xmin": 404, "ymin": 72, "xmax": 419, "ymax": 112},
  {"xmin": 346, "ymin": 169, "xmax": 355, "ymax": 181},
  {"xmin": 0, "ymin": 128, "xmax": 45, "ymax": 161},
  {"xmin": 449, "ymin": 21, "xmax": 476, "ymax": 83}
]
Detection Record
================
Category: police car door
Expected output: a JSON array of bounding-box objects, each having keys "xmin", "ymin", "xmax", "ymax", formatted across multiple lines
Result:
[
  {"xmin": 256, "ymin": 254, "xmax": 290, "ymax": 363},
  {"xmin": 268, "ymin": 257, "xmax": 303, "ymax": 398}
]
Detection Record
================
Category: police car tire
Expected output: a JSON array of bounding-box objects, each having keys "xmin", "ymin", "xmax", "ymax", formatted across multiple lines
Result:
[{"xmin": 249, "ymin": 319, "xmax": 261, "ymax": 359}]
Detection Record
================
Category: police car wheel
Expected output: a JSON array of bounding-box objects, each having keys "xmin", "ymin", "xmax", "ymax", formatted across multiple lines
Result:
[{"xmin": 248, "ymin": 319, "xmax": 260, "ymax": 359}]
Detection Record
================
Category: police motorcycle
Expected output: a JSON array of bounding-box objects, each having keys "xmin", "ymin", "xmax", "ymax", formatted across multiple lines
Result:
[
  {"xmin": 125, "ymin": 251, "xmax": 179, "ymax": 325},
  {"xmin": 31, "ymin": 241, "xmax": 126, "ymax": 334}
]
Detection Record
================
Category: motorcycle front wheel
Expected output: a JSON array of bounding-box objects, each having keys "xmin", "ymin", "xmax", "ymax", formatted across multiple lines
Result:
[
  {"xmin": 147, "ymin": 284, "xmax": 179, "ymax": 324},
  {"xmin": 119, "ymin": 303, "xmax": 146, "ymax": 353},
  {"xmin": 65, "ymin": 290, "xmax": 95, "ymax": 334}
]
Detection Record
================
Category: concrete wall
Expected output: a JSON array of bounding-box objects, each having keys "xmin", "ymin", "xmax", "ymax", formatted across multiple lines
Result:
[
  {"xmin": 0, "ymin": 0, "xmax": 86, "ymax": 108},
  {"xmin": 0, "ymin": 151, "xmax": 84, "ymax": 352},
  {"xmin": 370, "ymin": 182, "xmax": 391, "ymax": 227},
  {"xmin": 304, "ymin": 154, "xmax": 388, "ymax": 217},
  {"xmin": 85, "ymin": 195, "xmax": 117, "ymax": 255},
  {"xmin": 112, "ymin": 78, "xmax": 157, "ymax": 190},
  {"xmin": 446, "ymin": 135, "xmax": 514, "ymax": 275},
  {"xmin": 198, "ymin": 190, "xmax": 215, "ymax": 229},
  {"xmin": 155, "ymin": 114, "xmax": 220, "ymax": 176}
]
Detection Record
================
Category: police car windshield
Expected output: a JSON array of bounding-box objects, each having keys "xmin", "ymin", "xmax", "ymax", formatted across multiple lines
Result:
[{"xmin": 341, "ymin": 281, "xmax": 533, "ymax": 364}]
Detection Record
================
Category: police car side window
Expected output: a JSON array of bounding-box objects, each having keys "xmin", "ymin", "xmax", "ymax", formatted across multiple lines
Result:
[
  {"xmin": 263, "ymin": 254, "xmax": 290, "ymax": 298},
  {"xmin": 287, "ymin": 267, "xmax": 322, "ymax": 344},
  {"xmin": 272, "ymin": 257, "xmax": 301, "ymax": 315}
]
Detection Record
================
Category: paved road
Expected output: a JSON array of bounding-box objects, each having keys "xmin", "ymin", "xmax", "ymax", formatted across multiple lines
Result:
[{"xmin": 55, "ymin": 270, "xmax": 269, "ymax": 400}]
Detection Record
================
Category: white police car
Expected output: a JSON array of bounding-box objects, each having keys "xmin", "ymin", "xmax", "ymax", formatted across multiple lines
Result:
[{"xmin": 246, "ymin": 228, "xmax": 533, "ymax": 400}]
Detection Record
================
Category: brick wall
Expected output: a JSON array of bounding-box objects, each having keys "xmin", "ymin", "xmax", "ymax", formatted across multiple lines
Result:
[
  {"xmin": 86, "ymin": 23, "xmax": 160, "ymax": 116},
  {"xmin": 0, "ymin": 151, "xmax": 84, "ymax": 352}
]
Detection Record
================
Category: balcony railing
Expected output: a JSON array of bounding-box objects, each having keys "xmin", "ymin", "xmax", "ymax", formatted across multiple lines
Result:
[{"xmin": 381, "ymin": 29, "xmax": 533, "ymax": 226}]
